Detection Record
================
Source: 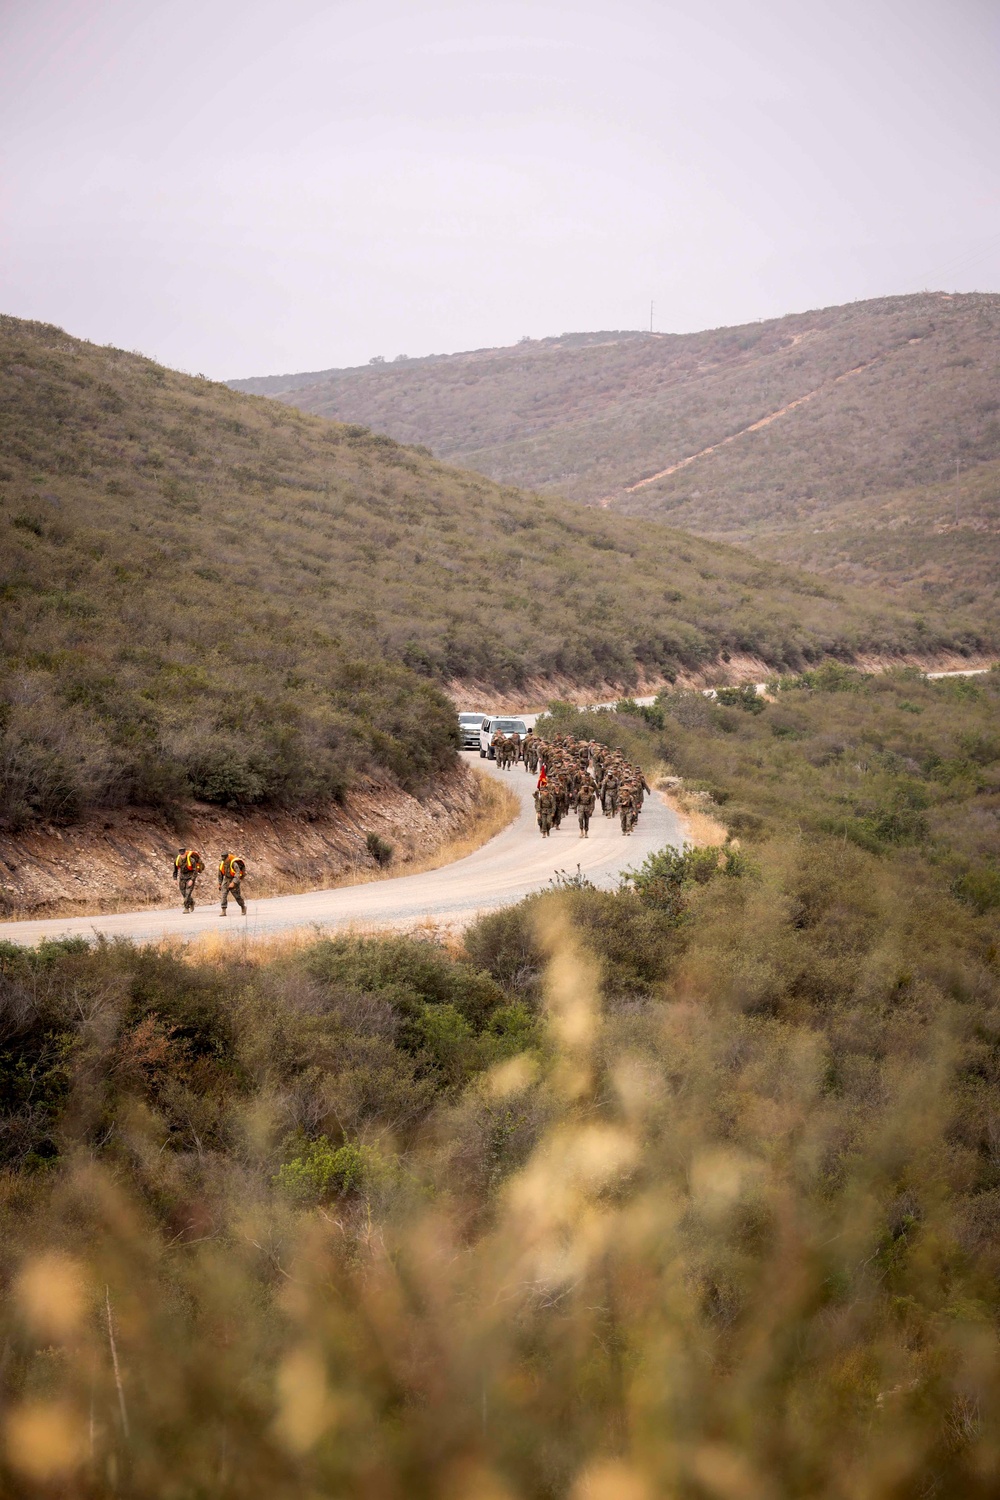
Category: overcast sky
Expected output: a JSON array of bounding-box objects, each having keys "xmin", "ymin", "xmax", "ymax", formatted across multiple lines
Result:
[{"xmin": 2, "ymin": 0, "xmax": 998, "ymax": 377}]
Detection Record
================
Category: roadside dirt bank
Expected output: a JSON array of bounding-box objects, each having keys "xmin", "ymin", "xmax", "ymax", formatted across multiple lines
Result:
[
  {"xmin": 446, "ymin": 670, "xmax": 677, "ymax": 714},
  {"xmin": 447, "ymin": 650, "xmax": 996, "ymax": 712},
  {"xmin": 0, "ymin": 763, "xmax": 507, "ymax": 922}
]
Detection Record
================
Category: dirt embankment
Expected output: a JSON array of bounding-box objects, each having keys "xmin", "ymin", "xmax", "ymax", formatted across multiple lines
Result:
[
  {"xmin": 0, "ymin": 766, "xmax": 485, "ymax": 921},
  {"xmin": 448, "ymin": 669, "xmax": 683, "ymax": 714},
  {"xmin": 448, "ymin": 650, "xmax": 996, "ymax": 712}
]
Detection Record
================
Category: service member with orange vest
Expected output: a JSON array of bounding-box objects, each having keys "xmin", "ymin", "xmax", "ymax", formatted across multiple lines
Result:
[
  {"xmin": 173, "ymin": 848, "xmax": 205, "ymax": 912},
  {"xmin": 218, "ymin": 852, "xmax": 247, "ymax": 916}
]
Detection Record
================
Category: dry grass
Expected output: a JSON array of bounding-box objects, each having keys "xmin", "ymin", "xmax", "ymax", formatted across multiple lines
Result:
[
  {"xmin": 2, "ymin": 884, "xmax": 999, "ymax": 1496},
  {"xmin": 660, "ymin": 792, "xmax": 730, "ymax": 848},
  {"xmin": 649, "ymin": 759, "xmax": 730, "ymax": 849}
]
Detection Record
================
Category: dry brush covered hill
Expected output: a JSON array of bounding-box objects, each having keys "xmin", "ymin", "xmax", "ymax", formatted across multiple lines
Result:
[{"xmin": 232, "ymin": 293, "xmax": 1000, "ymax": 611}]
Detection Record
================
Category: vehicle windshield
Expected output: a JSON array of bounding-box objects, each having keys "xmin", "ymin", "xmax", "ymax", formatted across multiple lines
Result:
[
  {"xmin": 458, "ymin": 714, "xmax": 484, "ymax": 724},
  {"xmin": 495, "ymin": 719, "xmax": 526, "ymax": 733}
]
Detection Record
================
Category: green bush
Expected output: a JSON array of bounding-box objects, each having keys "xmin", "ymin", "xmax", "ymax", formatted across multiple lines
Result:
[
  {"xmin": 715, "ymin": 684, "xmax": 766, "ymax": 714},
  {"xmin": 462, "ymin": 898, "xmax": 546, "ymax": 997},
  {"xmin": 466, "ymin": 886, "xmax": 686, "ymax": 1002},
  {"xmin": 304, "ymin": 934, "xmax": 506, "ymax": 1032},
  {"xmin": 188, "ymin": 753, "xmax": 269, "ymax": 806},
  {"xmin": 275, "ymin": 1137, "xmax": 376, "ymax": 1202}
]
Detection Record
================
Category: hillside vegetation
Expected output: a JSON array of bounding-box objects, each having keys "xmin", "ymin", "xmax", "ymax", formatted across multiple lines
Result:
[
  {"xmin": 234, "ymin": 293, "xmax": 1000, "ymax": 609},
  {"xmin": 1, "ymin": 669, "xmax": 998, "ymax": 1495},
  {"xmin": 2, "ymin": 314, "xmax": 981, "ymax": 829},
  {"xmin": 749, "ymin": 456, "xmax": 1000, "ymax": 614}
]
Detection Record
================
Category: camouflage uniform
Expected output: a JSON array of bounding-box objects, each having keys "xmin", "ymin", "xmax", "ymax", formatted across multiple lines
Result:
[
  {"xmin": 535, "ymin": 785, "xmax": 555, "ymax": 837},
  {"xmin": 218, "ymin": 853, "xmax": 247, "ymax": 915},
  {"xmin": 577, "ymin": 780, "xmax": 596, "ymax": 837},
  {"xmin": 173, "ymin": 848, "xmax": 205, "ymax": 912},
  {"xmin": 551, "ymin": 778, "xmax": 567, "ymax": 829}
]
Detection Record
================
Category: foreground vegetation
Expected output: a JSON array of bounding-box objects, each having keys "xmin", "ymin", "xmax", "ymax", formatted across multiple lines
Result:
[
  {"xmin": 1, "ymin": 312, "xmax": 985, "ymax": 828},
  {"xmin": 1, "ymin": 668, "xmax": 998, "ymax": 1495}
]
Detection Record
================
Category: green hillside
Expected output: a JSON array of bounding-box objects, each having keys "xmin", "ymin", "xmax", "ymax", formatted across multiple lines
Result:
[
  {"xmin": 0, "ymin": 314, "xmax": 987, "ymax": 828},
  {"xmin": 233, "ymin": 293, "xmax": 1000, "ymax": 609}
]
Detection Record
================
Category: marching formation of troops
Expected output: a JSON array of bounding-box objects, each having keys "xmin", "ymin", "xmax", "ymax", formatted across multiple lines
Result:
[
  {"xmin": 169, "ymin": 727, "xmax": 651, "ymax": 910},
  {"xmin": 490, "ymin": 727, "xmax": 650, "ymax": 839}
]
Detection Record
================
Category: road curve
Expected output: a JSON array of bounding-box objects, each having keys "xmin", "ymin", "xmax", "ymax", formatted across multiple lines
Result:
[{"xmin": 1, "ymin": 755, "xmax": 684, "ymax": 948}]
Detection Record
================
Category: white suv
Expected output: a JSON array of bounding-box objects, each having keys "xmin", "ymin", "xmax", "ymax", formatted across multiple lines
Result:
[
  {"xmin": 457, "ymin": 712, "xmax": 486, "ymax": 749},
  {"xmin": 479, "ymin": 716, "xmax": 528, "ymax": 759}
]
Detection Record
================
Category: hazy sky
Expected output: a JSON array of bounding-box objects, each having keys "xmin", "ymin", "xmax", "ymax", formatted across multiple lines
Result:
[{"xmin": 2, "ymin": 0, "xmax": 998, "ymax": 377}]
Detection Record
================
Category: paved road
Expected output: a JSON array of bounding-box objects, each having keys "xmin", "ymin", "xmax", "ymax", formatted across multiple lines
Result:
[{"xmin": 0, "ymin": 755, "xmax": 683, "ymax": 949}]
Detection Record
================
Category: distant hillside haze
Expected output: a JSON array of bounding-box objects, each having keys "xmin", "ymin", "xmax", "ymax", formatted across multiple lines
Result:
[
  {"xmin": 228, "ymin": 294, "xmax": 1000, "ymax": 509},
  {"xmin": 230, "ymin": 293, "xmax": 1000, "ymax": 610}
]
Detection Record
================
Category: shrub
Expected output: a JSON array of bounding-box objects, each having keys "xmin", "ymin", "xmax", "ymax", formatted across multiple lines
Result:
[
  {"xmin": 715, "ymin": 684, "xmax": 766, "ymax": 714},
  {"xmin": 188, "ymin": 753, "xmax": 269, "ymax": 806},
  {"xmin": 623, "ymin": 843, "xmax": 720, "ymax": 907},
  {"xmin": 304, "ymin": 935, "xmax": 505, "ymax": 1029},
  {"xmin": 275, "ymin": 1136, "xmax": 376, "ymax": 1202},
  {"xmin": 954, "ymin": 866, "xmax": 1000, "ymax": 915},
  {"xmin": 366, "ymin": 832, "xmax": 394, "ymax": 866},
  {"xmin": 463, "ymin": 899, "xmax": 546, "ymax": 997}
]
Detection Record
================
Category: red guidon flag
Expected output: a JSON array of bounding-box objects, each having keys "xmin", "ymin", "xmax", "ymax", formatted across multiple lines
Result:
[{"xmin": 537, "ymin": 765, "xmax": 547, "ymax": 788}]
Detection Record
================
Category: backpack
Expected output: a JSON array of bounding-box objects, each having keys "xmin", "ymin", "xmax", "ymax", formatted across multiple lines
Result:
[
  {"xmin": 220, "ymin": 855, "xmax": 245, "ymax": 880},
  {"xmin": 176, "ymin": 849, "xmax": 202, "ymax": 874}
]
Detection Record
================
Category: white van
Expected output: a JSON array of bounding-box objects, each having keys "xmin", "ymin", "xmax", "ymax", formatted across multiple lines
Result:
[{"xmin": 479, "ymin": 716, "xmax": 528, "ymax": 759}]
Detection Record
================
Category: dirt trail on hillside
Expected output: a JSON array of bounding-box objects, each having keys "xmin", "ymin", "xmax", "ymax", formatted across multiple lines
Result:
[{"xmin": 598, "ymin": 352, "xmax": 886, "ymax": 507}]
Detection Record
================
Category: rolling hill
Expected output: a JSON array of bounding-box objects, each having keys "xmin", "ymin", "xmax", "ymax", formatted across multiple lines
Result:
[
  {"xmin": 0, "ymin": 313, "xmax": 988, "ymax": 828},
  {"xmin": 231, "ymin": 293, "xmax": 1000, "ymax": 609}
]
